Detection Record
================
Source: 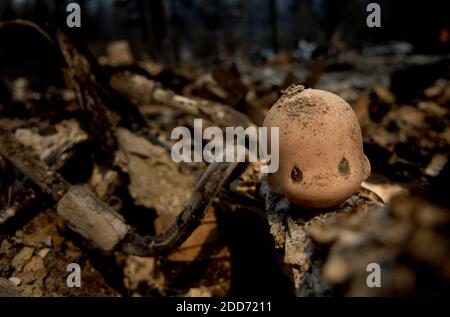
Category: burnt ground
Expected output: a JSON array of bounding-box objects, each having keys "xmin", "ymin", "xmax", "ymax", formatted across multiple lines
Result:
[{"xmin": 0, "ymin": 21, "xmax": 449, "ymax": 297}]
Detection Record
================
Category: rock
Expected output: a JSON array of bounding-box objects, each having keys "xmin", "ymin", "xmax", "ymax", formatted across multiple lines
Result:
[
  {"xmin": 116, "ymin": 128, "xmax": 196, "ymax": 233},
  {"xmin": 12, "ymin": 247, "xmax": 34, "ymax": 271},
  {"xmin": 22, "ymin": 217, "xmax": 59, "ymax": 248},
  {"xmin": 89, "ymin": 165, "xmax": 120, "ymax": 200},
  {"xmin": 11, "ymin": 77, "xmax": 40, "ymax": 103},
  {"xmin": 8, "ymin": 276, "xmax": 21, "ymax": 286},
  {"xmin": 0, "ymin": 277, "xmax": 19, "ymax": 297},
  {"xmin": 106, "ymin": 41, "xmax": 134, "ymax": 66},
  {"xmin": 14, "ymin": 120, "xmax": 88, "ymax": 162},
  {"xmin": 395, "ymin": 106, "xmax": 426, "ymax": 129},
  {"xmin": 186, "ymin": 286, "xmax": 212, "ymax": 297},
  {"xmin": 18, "ymin": 256, "xmax": 47, "ymax": 284},
  {"xmin": 372, "ymin": 85, "xmax": 396, "ymax": 105},
  {"xmin": 361, "ymin": 180, "xmax": 407, "ymax": 204},
  {"xmin": 417, "ymin": 101, "xmax": 447, "ymax": 118},
  {"xmin": 0, "ymin": 239, "xmax": 13, "ymax": 255},
  {"xmin": 424, "ymin": 154, "xmax": 448, "ymax": 177},
  {"xmin": 123, "ymin": 255, "xmax": 156, "ymax": 291},
  {"xmin": 37, "ymin": 248, "xmax": 51, "ymax": 259}
]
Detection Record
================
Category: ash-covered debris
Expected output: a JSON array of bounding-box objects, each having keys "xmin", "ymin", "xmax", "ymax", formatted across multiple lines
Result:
[
  {"xmin": 260, "ymin": 176, "xmax": 450, "ymax": 296},
  {"xmin": 0, "ymin": 210, "xmax": 119, "ymax": 296},
  {"xmin": 115, "ymin": 128, "xmax": 196, "ymax": 233},
  {"xmin": 0, "ymin": 277, "xmax": 19, "ymax": 297},
  {"xmin": 359, "ymin": 78, "xmax": 450, "ymax": 182},
  {"xmin": 260, "ymin": 176, "xmax": 380, "ymax": 296}
]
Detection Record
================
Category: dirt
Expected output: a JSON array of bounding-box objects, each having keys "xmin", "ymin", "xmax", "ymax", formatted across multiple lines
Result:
[{"xmin": 0, "ymin": 210, "xmax": 118, "ymax": 296}]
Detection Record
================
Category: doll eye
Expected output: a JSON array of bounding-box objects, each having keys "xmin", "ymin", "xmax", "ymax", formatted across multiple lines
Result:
[
  {"xmin": 338, "ymin": 158, "xmax": 350, "ymax": 176},
  {"xmin": 291, "ymin": 166, "xmax": 303, "ymax": 183}
]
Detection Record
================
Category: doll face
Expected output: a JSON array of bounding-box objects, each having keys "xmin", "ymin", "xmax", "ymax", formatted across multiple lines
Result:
[
  {"xmin": 264, "ymin": 87, "xmax": 371, "ymax": 208},
  {"xmin": 271, "ymin": 123, "xmax": 370, "ymax": 208}
]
